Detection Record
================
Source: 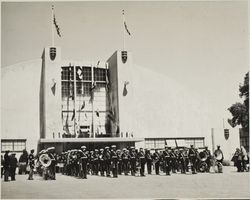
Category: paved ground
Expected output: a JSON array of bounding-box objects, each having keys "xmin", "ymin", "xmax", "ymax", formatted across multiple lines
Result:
[{"xmin": 1, "ymin": 166, "xmax": 250, "ymax": 199}]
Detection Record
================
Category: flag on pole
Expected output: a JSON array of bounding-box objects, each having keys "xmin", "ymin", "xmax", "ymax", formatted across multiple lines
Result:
[
  {"xmin": 122, "ymin": 10, "xmax": 131, "ymax": 36},
  {"xmin": 96, "ymin": 60, "xmax": 100, "ymax": 67},
  {"xmin": 53, "ymin": 11, "xmax": 62, "ymax": 37},
  {"xmin": 71, "ymin": 109, "xmax": 75, "ymax": 121},
  {"xmin": 64, "ymin": 114, "xmax": 70, "ymax": 134},
  {"xmin": 80, "ymin": 100, "xmax": 85, "ymax": 110},
  {"xmin": 89, "ymin": 82, "xmax": 96, "ymax": 103},
  {"xmin": 96, "ymin": 110, "xmax": 100, "ymax": 117}
]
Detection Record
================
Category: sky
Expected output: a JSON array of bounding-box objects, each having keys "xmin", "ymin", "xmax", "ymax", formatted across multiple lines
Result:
[{"xmin": 1, "ymin": 1, "xmax": 249, "ymax": 129}]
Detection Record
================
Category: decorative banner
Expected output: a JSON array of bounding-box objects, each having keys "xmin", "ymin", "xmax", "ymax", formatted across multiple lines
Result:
[{"xmin": 80, "ymin": 100, "xmax": 85, "ymax": 110}]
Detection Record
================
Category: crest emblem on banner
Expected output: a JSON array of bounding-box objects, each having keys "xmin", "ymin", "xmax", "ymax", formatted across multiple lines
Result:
[
  {"xmin": 50, "ymin": 47, "xmax": 56, "ymax": 61},
  {"xmin": 121, "ymin": 51, "xmax": 127, "ymax": 63},
  {"xmin": 224, "ymin": 129, "xmax": 229, "ymax": 140}
]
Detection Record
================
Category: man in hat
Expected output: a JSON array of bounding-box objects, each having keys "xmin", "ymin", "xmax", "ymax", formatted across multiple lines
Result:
[
  {"xmin": 122, "ymin": 148, "xmax": 130, "ymax": 175},
  {"xmin": 129, "ymin": 147, "xmax": 137, "ymax": 176},
  {"xmin": 103, "ymin": 147, "xmax": 111, "ymax": 177},
  {"xmin": 203, "ymin": 146, "xmax": 211, "ymax": 172},
  {"xmin": 137, "ymin": 148, "xmax": 146, "ymax": 176},
  {"xmin": 93, "ymin": 149, "xmax": 99, "ymax": 175},
  {"xmin": 117, "ymin": 149, "xmax": 123, "ymax": 175},
  {"xmin": 111, "ymin": 145, "xmax": 118, "ymax": 178},
  {"xmin": 28, "ymin": 149, "xmax": 35, "ymax": 180},
  {"xmin": 80, "ymin": 146, "xmax": 88, "ymax": 179},
  {"xmin": 153, "ymin": 149, "xmax": 160, "ymax": 175},
  {"xmin": 145, "ymin": 149, "xmax": 152, "ymax": 175},
  {"xmin": 188, "ymin": 145, "xmax": 198, "ymax": 174},
  {"xmin": 99, "ymin": 148, "xmax": 105, "ymax": 176},
  {"xmin": 162, "ymin": 146, "xmax": 171, "ymax": 175},
  {"xmin": 9, "ymin": 153, "xmax": 18, "ymax": 181}
]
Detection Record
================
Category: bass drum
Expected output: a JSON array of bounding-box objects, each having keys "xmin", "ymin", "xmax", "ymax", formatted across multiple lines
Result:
[{"xmin": 198, "ymin": 162, "xmax": 208, "ymax": 173}]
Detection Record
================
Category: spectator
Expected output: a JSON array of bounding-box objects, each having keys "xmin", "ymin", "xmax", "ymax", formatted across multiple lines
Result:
[
  {"xmin": 9, "ymin": 153, "xmax": 18, "ymax": 181},
  {"xmin": 3, "ymin": 151, "xmax": 10, "ymax": 182}
]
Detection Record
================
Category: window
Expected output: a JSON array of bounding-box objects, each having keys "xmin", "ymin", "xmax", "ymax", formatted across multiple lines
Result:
[
  {"xmin": 1, "ymin": 140, "xmax": 26, "ymax": 153},
  {"xmin": 82, "ymin": 67, "xmax": 92, "ymax": 81},
  {"xmin": 61, "ymin": 66, "xmax": 74, "ymax": 81},
  {"xmin": 94, "ymin": 68, "xmax": 106, "ymax": 81},
  {"xmin": 62, "ymin": 82, "xmax": 74, "ymax": 99},
  {"xmin": 145, "ymin": 140, "xmax": 154, "ymax": 149},
  {"xmin": 155, "ymin": 139, "xmax": 165, "ymax": 149}
]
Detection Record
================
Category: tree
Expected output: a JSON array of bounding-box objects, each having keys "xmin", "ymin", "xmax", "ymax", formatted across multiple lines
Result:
[{"xmin": 228, "ymin": 72, "xmax": 249, "ymax": 132}]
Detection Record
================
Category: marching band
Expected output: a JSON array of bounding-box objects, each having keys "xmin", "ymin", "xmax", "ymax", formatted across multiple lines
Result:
[{"xmin": 34, "ymin": 144, "xmax": 235, "ymax": 180}]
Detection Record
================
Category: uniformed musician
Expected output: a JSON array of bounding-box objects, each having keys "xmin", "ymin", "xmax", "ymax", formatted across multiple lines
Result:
[
  {"xmin": 188, "ymin": 145, "xmax": 198, "ymax": 174},
  {"xmin": 110, "ymin": 145, "xmax": 118, "ymax": 178},
  {"xmin": 129, "ymin": 147, "xmax": 137, "ymax": 176},
  {"xmin": 145, "ymin": 149, "xmax": 152, "ymax": 175},
  {"xmin": 162, "ymin": 146, "xmax": 171, "ymax": 175},
  {"xmin": 117, "ymin": 149, "xmax": 123, "ymax": 175},
  {"xmin": 122, "ymin": 148, "xmax": 130, "ymax": 175},
  {"xmin": 28, "ymin": 149, "xmax": 35, "ymax": 180},
  {"xmin": 99, "ymin": 148, "xmax": 105, "ymax": 176},
  {"xmin": 80, "ymin": 146, "xmax": 88, "ymax": 179},
  {"xmin": 137, "ymin": 148, "xmax": 146, "ymax": 176},
  {"xmin": 203, "ymin": 146, "xmax": 211, "ymax": 172},
  {"xmin": 103, "ymin": 147, "xmax": 111, "ymax": 177},
  {"xmin": 153, "ymin": 149, "xmax": 160, "ymax": 175}
]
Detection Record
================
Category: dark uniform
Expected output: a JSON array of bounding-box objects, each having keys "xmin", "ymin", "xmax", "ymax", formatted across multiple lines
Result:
[
  {"xmin": 9, "ymin": 153, "xmax": 18, "ymax": 181},
  {"xmin": 28, "ymin": 149, "xmax": 35, "ymax": 180},
  {"xmin": 110, "ymin": 145, "xmax": 118, "ymax": 178},
  {"xmin": 170, "ymin": 149, "xmax": 177, "ymax": 173},
  {"xmin": 129, "ymin": 147, "xmax": 137, "ymax": 176},
  {"xmin": 188, "ymin": 145, "xmax": 198, "ymax": 174},
  {"xmin": 93, "ymin": 149, "xmax": 99, "ymax": 175},
  {"xmin": 98, "ymin": 149, "xmax": 105, "ymax": 176},
  {"xmin": 103, "ymin": 147, "xmax": 111, "ymax": 177},
  {"xmin": 80, "ymin": 146, "xmax": 88, "ymax": 179},
  {"xmin": 122, "ymin": 148, "xmax": 130, "ymax": 175},
  {"xmin": 145, "ymin": 149, "xmax": 152, "ymax": 175},
  {"xmin": 137, "ymin": 148, "xmax": 146, "ymax": 176},
  {"xmin": 153, "ymin": 150, "xmax": 160, "ymax": 175},
  {"xmin": 178, "ymin": 149, "xmax": 186, "ymax": 174},
  {"xmin": 203, "ymin": 147, "xmax": 211, "ymax": 172},
  {"xmin": 117, "ymin": 150, "xmax": 123, "ymax": 175},
  {"xmin": 3, "ymin": 151, "xmax": 10, "ymax": 181},
  {"xmin": 162, "ymin": 147, "xmax": 171, "ymax": 175}
]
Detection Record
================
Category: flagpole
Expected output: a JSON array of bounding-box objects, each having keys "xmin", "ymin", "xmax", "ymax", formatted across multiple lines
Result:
[
  {"xmin": 91, "ymin": 64, "xmax": 95, "ymax": 138},
  {"xmin": 122, "ymin": 10, "xmax": 125, "ymax": 51},
  {"xmin": 73, "ymin": 64, "xmax": 77, "ymax": 137},
  {"xmin": 51, "ymin": 5, "xmax": 55, "ymax": 47}
]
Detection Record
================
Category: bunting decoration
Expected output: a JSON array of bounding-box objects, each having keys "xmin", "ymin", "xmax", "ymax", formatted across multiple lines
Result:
[{"xmin": 96, "ymin": 110, "xmax": 100, "ymax": 117}]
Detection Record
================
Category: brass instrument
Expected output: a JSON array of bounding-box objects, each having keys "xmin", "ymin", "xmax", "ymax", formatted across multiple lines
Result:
[
  {"xmin": 198, "ymin": 151, "xmax": 208, "ymax": 162},
  {"xmin": 39, "ymin": 153, "xmax": 52, "ymax": 168}
]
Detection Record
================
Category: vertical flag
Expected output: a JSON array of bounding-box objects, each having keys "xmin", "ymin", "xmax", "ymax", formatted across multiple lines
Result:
[
  {"xmin": 71, "ymin": 109, "xmax": 75, "ymax": 121},
  {"xmin": 80, "ymin": 100, "xmax": 85, "ymax": 110},
  {"xmin": 122, "ymin": 10, "xmax": 131, "ymax": 36},
  {"xmin": 89, "ymin": 82, "xmax": 96, "ymax": 103},
  {"xmin": 51, "ymin": 79, "xmax": 56, "ymax": 96},
  {"xmin": 123, "ymin": 81, "xmax": 129, "ymax": 96},
  {"xmin": 96, "ymin": 110, "xmax": 100, "ymax": 117},
  {"xmin": 53, "ymin": 6, "xmax": 62, "ymax": 37}
]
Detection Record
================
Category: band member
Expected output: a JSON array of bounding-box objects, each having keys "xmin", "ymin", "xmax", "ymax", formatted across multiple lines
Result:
[
  {"xmin": 232, "ymin": 148, "xmax": 242, "ymax": 172},
  {"xmin": 203, "ymin": 146, "xmax": 211, "ymax": 172},
  {"xmin": 153, "ymin": 149, "xmax": 160, "ymax": 175},
  {"xmin": 47, "ymin": 147, "xmax": 57, "ymax": 180},
  {"xmin": 79, "ymin": 146, "xmax": 88, "ymax": 179},
  {"xmin": 103, "ymin": 147, "xmax": 111, "ymax": 177},
  {"xmin": 162, "ymin": 146, "xmax": 171, "ymax": 175},
  {"xmin": 137, "ymin": 148, "xmax": 146, "ymax": 176},
  {"xmin": 241, "ymin": 146, "xmax": 248, "ymax": 172},
  {"xmin": 93, "ymin": 149, "xmax": 99, "ymax": 175},
  {"xmin": 129, "ymin": 147, "xmax": 137, "ymax": 176},
  {"xmin": 110, "ymin": 145, "xmax": 118, "ymax": 178},
  {"xmin": 117, "ymin": 149, "xmax": 123, "ymax": 175},
  {"xmin": 89, "ymin": 151, "xmax": 94, "ymax": 175},
  {"xmin": 214, "ymin": 145, "xmax": 224, "ymax": 164},
  {"xmin": 170, "ymin": 149, "xmax": 177, "ymax": 173},
  {"xmin": 28, "ymin": 149, "xmax": 35, "ymax": 180},
  {"xmin": 145, "ymin": 149, "xmax": 152, "ymax": 175},
  {"xmin": 188, "ymin": 145, "xmax": 197, "ymax": 174},
  {"xmin": 178, "ymin": 149, "xmax": 186, "ymax": 174},
  {"xmin": 122, "ymin": 148, "xmax": 130, "ymax": 175},
  {"xmin": 99, "ymin": 148, "xmax": 105, "ymax": 176}
]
